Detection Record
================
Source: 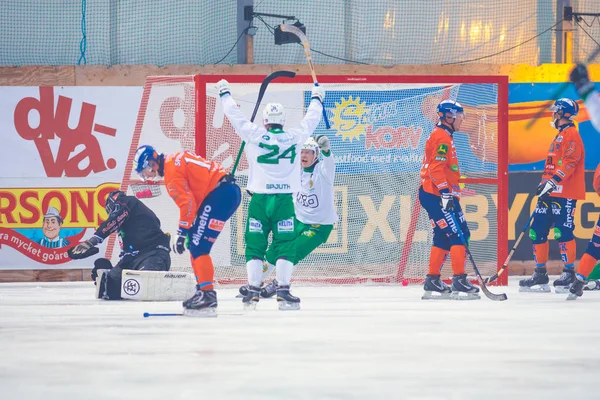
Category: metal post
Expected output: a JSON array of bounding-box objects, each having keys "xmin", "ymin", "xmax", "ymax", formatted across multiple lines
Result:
[
  {"xmin": 555, "ymin": 0, "xmax": 564, "ymax": 63},
  {"xmin": 237, "ymin": 0, "xmax": 254, "ymax": 64},
  {"xmin": 537, "ymin": 0, "xmax": 553, "ymax": 64}
]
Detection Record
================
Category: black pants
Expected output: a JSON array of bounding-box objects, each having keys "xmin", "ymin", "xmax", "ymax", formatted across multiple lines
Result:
[{"xmin": 103, "ymin": 247, "xmax": 171, "ymax": 299}]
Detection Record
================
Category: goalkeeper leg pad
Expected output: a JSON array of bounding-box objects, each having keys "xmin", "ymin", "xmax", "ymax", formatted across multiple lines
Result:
[{"xmin": 120, "ymin": 270, "xmax": 196, "ymax": 301}]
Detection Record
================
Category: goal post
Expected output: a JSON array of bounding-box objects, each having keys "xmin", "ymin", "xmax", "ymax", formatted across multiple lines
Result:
[{"xmin": 113, "ymin": 74, "xmax": 508, "ymax": 286}]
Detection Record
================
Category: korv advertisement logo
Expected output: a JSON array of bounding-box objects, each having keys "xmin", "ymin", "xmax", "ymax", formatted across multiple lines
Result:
[{"xmin": 306, "ymin": 86, "xmax": 499, "ymax": 175}]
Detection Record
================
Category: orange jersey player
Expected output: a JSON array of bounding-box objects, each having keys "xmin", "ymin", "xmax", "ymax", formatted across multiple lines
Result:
[
  {"xmin": 568, "ymin": 63, "xmax": 600, "ymax": 298},
  {"xmin": 520, "ymin": 98, "xmax": 586, "ymax": 294},
  {"xmin": 418, "ymin": 100, "xmax": 480, "ymax": 300},
  {"xmin": 133, "ymin": 145, "xmax": 241, "ymax": 317},
  {"xmin": 568, "ymin": 164, "xmax": 600, "ymax": 299}
]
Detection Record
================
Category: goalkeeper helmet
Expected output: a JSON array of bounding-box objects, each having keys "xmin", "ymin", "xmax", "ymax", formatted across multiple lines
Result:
[
  {"xmin": 550, "ymin": 98, "xmax": 578, "ymax": 128},
  {"xmin": 105, "ymin": 190, "xmax": 125, "ymax": 215},
  {"xmin": 263, "ymin": 103, "xmax": 285, "ymax": 126},
  {"xmin": 133, "ymin": 145, "xmax": 161, "ymax": 180}
]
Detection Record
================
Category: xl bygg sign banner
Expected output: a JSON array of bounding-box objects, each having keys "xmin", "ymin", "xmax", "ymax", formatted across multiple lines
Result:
[{"xmin": 0, "ymin": 87, "xmax": 141, "ymax": 269}]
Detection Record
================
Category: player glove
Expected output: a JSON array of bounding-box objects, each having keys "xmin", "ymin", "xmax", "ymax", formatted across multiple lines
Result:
[
  {"xmin": 67, "ymin": 236, "xmax": 101, "ymax": 259},
  {"xmin": 173, "ymin": 228, "xmax": 190, "ymax": 254},
  {"xmin": 569, "ymin": 64, "xmax": 595, "ymax": 100},
  {"xmin": 315, "ymin": 134, "xmax": 330, "ymax": 152},
  {"xmin": 215, "ymin": 79, "xmax": 231, "ymax": 97},
  {"xmin": 311, "ymin": 85, "xmax": 325, "ymax": 103},
  {"xmin": 440, "ymin": 191, "xmax": 454, "ymax": 212},
  {"xmin": 536, "ymin": 179, "xmax": 557, "ymax": 198}
]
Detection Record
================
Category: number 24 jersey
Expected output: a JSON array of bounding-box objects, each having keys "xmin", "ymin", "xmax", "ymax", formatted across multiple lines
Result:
[{"xmin": 221, "ymin": 94, "xmax": 323, "ymax": 194}]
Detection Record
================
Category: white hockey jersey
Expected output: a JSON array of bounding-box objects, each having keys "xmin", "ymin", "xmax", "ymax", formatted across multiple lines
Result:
[
  {"xmin": 221, "ymin": 95, "xmax": 323, "ymax": 194},
  {"xmin": 294, "ymin": 151, "xmax": 339, "ymax": 225},
  {"xmin": 585, "ymin": 90, "xmax": 600, "ymax": 133}
]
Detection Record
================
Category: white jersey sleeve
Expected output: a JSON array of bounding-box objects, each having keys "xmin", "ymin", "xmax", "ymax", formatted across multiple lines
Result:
[
  {"xmin": 294, "ymin": 151, "xmax": 339, "ymax": 225},
  {"xmin": 585, "ymin": 91, "xmax": 600, "ymax": 133},
  {"xmin": 220, "ymin": 94, "xmax": 267, "ymax": 142},
  {"xmin": 317, "ymin": 150, "xmax": 335, "ymax": 185},
  {"xmin": 288, "ymin": 99, "xmax": 324, "ymax": 145}
]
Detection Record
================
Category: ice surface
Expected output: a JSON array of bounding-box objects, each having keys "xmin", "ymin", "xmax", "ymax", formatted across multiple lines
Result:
[{"xmin": 1, "ymin": 277, "xmax": 599, "ymax": 400}]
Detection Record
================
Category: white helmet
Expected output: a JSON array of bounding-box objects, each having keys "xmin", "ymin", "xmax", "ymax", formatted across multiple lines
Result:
[
  {"xmin": 263, "ymin": 103, "xmax": 285, "ymax": 126},
  {"xmin": 302, "ymin": 137, "xmax": 319, "ymax": 154}
]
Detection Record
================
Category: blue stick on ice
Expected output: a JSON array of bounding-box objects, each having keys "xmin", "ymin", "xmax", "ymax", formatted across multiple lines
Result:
[{"xmin": 143, "ymin": 312, "xmax": 183, "ymax": 318}]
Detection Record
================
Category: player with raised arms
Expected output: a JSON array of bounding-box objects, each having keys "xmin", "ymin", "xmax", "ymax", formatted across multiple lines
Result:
[
  {"xmin": 216, "ymin": 79, "xmax": 324, "ymax": 310},
  {"xmin": 239, "ymin": 135, "xmax": 338, "ymax": 298},
  {"xmin": 519, "ymin": 98, "xmax": 585, "ymax": 293},
  {"xmin": 418, "ymin": 100, "xmax": 480, "ymax": 300},
  {"xmin": 133, "ymin": 145, "xmax": 241, "ymax": 316}
]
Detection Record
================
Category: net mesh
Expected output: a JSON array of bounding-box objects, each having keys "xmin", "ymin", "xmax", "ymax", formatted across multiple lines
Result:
[
  {"xmin": 117, "ymin": 75, "xmax": 506, "ymax": 286},
  {"xmin": 0, "ymin": 0, "xmax": 598, "ymax": 66}
]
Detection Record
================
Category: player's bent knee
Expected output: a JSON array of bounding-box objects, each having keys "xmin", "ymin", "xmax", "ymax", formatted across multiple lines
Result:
[
  {"xmin": 585, "ymin": 242, "xmax": 600, "ymax": 260},
  {"xmin": 529, "ymin": 228, "xmax": 548, "ymax": 244},
  {"xmin": 554, "ymin": 227, "xmax": 574, "ymax": 242}
]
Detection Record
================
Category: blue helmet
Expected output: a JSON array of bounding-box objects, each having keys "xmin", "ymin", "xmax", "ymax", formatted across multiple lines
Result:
[
  {"xmin": 437, "ymin": 100, "xmax": 465, "ymax": 120},
  {"xmin": 133, "ymin": 145, "xmax": 160, "ymax": 175},
  {"xmin": 550, "ymin": 98, "xmax": 579, "ymax": 120}
]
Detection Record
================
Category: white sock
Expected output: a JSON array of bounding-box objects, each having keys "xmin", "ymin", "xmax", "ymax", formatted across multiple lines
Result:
[
  {"xmin": 275, "ymin": 259, "xmax": 294, "ymax": 286},
  {"xmin": 246, "ymin": 259, "xmax": 264, "ymax": 287},
  {"xmin": 261, "ymin": 261, "xmax": 275, "ymax": 282}
]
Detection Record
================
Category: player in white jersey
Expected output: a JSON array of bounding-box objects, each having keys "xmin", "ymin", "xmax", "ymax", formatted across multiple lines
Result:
[
  {"xmin": 216, "ymin": 79, "xmax": 324, "ymax": 310},
  {"xmin": 240, "ymin": 135, "xmax": 339, "ymax": 298}
]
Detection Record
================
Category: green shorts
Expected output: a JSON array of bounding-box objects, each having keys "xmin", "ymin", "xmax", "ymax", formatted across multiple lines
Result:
[
  {"xmin": 266, "ymin": 218, "xmax": 333, "ymax": 265},
  {"xmin": 244, "ymin": 193, "xmax": 296, "ymax": 262}
]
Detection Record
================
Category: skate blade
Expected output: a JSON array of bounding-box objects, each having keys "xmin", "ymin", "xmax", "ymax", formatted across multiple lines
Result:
[
  {"xmin": 566, "ymin": 293, "xmax": 581, "ymax": 301},
  {"xmin": 554, "ymin": 286, "xmax": 571, "ymax": 294},
  {"xmin": 278, "ymin": 301, "xmax": 300, "ymax": 311},
  {"xmin": 243, "ymin": 301, "xmax": 258, "ymax": 311},
  {"xmin": 183, "ymin": 307, "xmax": 218, "ymax": 318},
  {"xmin": 450, "ymin": 292, "xmax": 480, "ymax": 300},
  {"xmin": 519, "ymin": 284, "xmax": 551, "ymax": 293},
  {"xmin": 421, "ymin": 291, "xmax": 452, "ymax": 300}
]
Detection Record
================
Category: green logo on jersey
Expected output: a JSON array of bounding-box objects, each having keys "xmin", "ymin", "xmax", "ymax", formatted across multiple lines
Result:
[
  {"xmin": 558, "ymin": 158, "xmax": 563, "ymax": 166},
  {"xmin": 451, "ymin": 164, "xmax": 459, "ymax": 171},
  {"xmin": 437, "ymin": 144, "xmax": 449, "ymax": 155},
  {"xmin": 302, "ymin": 230, "xmax": 317, "ymax": 237}
]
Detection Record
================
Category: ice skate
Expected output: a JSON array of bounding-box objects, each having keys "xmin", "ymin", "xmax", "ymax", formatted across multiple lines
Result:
[
  {"xmin": 183, "ymin": 289, "xmax": 217, "ymax": 317},
  {"xmin": 242, "ymin": 285, "xmax": 261, "ymax": 310},
  {"xmin": 553, "ymin": 267, "xmax": 575, "ymax": 294},
  {"xmin": 260, "ymin": 279, "xmax": 278, "ymax": 298},
  {"xmin": 238, "ymin": 283, "xmax": 268, "ymax": 298},
  {"xmin": 519, "ymin": 267, "xmax": 551, "ymax": 293},
  {"xmin": 237, "ymin": 284, "xmax": 249, "ymax": 298},
  {"xmin": 450, "ymin": 274, "xmax": 480, "ymax": 300},
  {"xmin": 567, "ymin": 275, "xmax": 585, "ymax": 300},
  {"xmin": 421, "ymin": 274, "xmax": 452, "ymax": 300},
  {"xmin": 276, "ymin": 285, "xmax": 300, "ymax": 310},
  {"xmin": 584, "ymin": 279, "xmax": 600, "ymax": 291}
]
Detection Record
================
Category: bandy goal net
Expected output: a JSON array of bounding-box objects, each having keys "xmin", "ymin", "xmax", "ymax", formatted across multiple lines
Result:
[{"xmin": 111, "ymin": 74, "xmax": 508, "ymax": 286}]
